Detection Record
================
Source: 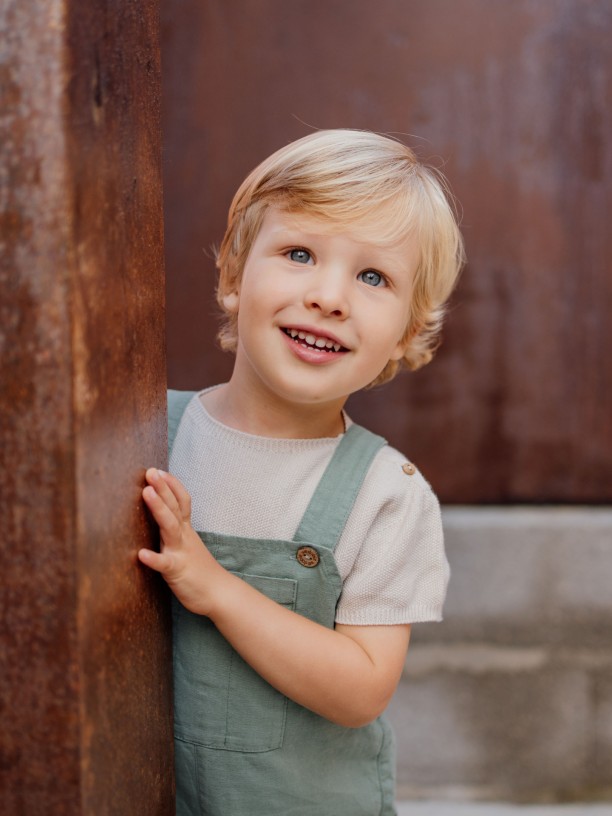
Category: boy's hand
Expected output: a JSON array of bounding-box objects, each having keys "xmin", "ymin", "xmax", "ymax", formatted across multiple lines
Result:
[
  {"xmin": 138, "ymin": 468, "xmax": 411, "ymax": 727},
  {"xmin": 138, "ymin": 468, "xmax": 225, "ymax": 616}
]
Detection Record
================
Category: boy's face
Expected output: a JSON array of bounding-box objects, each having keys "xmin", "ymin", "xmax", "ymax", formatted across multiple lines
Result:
[{"xmin": 223, "ymin": 206, "xmax": 419, "ymax": 414}]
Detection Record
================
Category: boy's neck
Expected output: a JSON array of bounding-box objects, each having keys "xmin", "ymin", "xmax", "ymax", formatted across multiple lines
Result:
[{"xmin": 201, "ymin": 383, "xmax": 346, "ymax": 439}]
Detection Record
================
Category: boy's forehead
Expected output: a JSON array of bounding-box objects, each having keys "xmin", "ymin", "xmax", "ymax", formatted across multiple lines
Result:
[
  {"xmin": 268, "ymin": 208, "xmax": 340, "ymax": 238},
  {"xmin": 263, "ymin": 206, "xmax": 417, "ymax": 254}
]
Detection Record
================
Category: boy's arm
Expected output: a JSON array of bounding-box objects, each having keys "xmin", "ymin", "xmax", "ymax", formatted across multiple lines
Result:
[{"xmin": 138, "ymin": 468, "xmax": 410, "ymax": 728}]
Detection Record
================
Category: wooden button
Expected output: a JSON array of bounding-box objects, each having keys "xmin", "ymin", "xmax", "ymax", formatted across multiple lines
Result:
[
  {"xmin": 402, "ymin": 462, "xmax": 416, "ymax": 475},
  {"xmin": 296, "ymin": 546, "xmax": 319, "ymax": 568}
]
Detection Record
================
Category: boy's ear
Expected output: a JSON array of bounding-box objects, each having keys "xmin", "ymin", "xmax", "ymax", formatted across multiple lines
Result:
[
  {"xmin": 222, "ymin": 290, "xmax": 240, "ymax": 313},
  {"xmin": 389, "ymin": 329, "xmax": 412, "ymax": 362},
  {"xmin": 390, "ymin": 313, "xmax": 420, "ymax": 360},
  {"xmin": 389, "ymin": 341, "xmax": 408, "ymax": 362}
]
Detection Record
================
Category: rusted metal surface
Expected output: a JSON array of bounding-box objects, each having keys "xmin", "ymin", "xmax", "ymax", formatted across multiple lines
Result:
[
  {"xmin": 162, "ymin": 0, "xmax": 612, "ymax": 502},
  {"xmin": 1, "ymin": 1, "xmax": 173, "ymax": 813}
]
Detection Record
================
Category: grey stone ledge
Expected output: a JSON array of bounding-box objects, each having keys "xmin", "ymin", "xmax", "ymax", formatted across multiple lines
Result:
[
  {"xmin": 402, "ymin": 644, "xmax": 612, "ymax": 676},
  {"xmin": 441, "ymin": 506, "xmax": 612, "ymax": 530},
  {"xmin": 396, "ymin": 802, "xmax": 612, "ymax": 815}
]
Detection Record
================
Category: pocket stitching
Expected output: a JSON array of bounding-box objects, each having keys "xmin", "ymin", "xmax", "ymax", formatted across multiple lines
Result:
[{"xmin": 174, "ymin": 573, "xmax": 297, "ymax": 753}]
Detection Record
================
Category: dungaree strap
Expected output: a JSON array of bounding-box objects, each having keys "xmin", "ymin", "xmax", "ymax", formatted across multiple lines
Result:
[
  {"xmin": 293, "ymin": 424, "xmax": 386, "ymax": 553},
  {"xmin": 166, "ymin": 392, "xmax": 386, "ymax": 553},
  {"xmin": 167, "ymin": 389, "xmax": 197, "ymax": 456}
]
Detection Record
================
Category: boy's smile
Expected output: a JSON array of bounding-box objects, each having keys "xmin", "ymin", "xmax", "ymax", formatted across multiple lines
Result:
[
  {"xmin": 281, "ymin": 325, "xmax": 347, "ymax": 358},
  {"xmin": 217, "ymin": 206, "xmax": 420, "ymax": 436}
]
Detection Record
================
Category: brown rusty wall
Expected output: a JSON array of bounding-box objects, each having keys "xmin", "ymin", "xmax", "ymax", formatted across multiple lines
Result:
[
  {"xmin": 1, "ymin": 1, "xmax": 173, "ymax": 813},
  {"xmin": 162, "ymin": 0, "xmax": 612, "ymax": 503},
  {"xmin": 1, "ymin": 3, "xmax": 81, "ymax": 810}
]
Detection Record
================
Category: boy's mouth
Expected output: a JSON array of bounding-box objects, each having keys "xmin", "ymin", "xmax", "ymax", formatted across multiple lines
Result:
[{"xmin": 282, "ymin": 327, "xmax": 347, "ymax": 353}]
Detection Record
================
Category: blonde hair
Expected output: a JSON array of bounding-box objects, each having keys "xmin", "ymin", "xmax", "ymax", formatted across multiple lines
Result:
[{"xmin": 216, "ymin": 129, "xmax": 464, "ymax": 385}]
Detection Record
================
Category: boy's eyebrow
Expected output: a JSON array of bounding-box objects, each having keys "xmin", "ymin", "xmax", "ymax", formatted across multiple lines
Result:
[{"xmin": 266, "ymin": 222, "xmax": 324, "ymax": 241}]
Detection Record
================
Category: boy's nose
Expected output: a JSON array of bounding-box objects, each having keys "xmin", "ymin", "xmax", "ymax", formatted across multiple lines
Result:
[{"xmin": 304, "ymin": 270, "xmax": 350, "ymax": 318}]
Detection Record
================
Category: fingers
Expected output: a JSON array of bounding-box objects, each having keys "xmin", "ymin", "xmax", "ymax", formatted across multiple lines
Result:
[
  {"xmin": 162, "ymin": 471, "xmax": 193, "ymax": 519},
  {"xmin": 142, "ymin": 484, "xmax": 182, "ymax": 542},
  {"xmin": 145, "ymin": 468, "xmax": 192, "ymax": 521},
  {"xmin": 138, "ymin": 546, "xmax": 173, "ymax": 575},
  {"xmin": 144, "ymin": 468, "xmax": 180, "ymax": 515}
]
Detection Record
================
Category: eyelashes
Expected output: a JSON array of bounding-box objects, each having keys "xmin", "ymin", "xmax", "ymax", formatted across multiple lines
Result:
[
  {"xmin": 357, "ymin": 270, "xmax": 386, "ymax": 288},
  {"xmin": 286, "ymin": 248, "xmax": 388, "ymax": 287},
  {"xmin": 287, "ymin": 248, "xmax": 313, "ymax": 264}
]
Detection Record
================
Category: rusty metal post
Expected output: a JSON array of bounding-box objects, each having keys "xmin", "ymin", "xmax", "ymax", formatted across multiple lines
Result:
[{"xmin": 0, "ymin": 1, "xmax": 173, "ymax": 814}]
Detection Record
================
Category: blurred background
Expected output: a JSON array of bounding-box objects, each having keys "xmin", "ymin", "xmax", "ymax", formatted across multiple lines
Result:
[
  {"xmin": 160, "ymin": 0, "xmax": 612, "ymax": 804},
  {"xmin": 162, "ymin": 0, "xmax": 611, "ymax": 505}
]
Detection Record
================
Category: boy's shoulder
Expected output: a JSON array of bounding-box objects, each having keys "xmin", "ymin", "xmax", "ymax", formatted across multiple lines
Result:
[
  {"xmin": 359, "ymin": 430, "xmax": 440, "ymax": 508},
  {"xmin": 342, "ymin": 433, "xmax": 444, "ymax": 557},
  {"xmin": 376, "ymin": 443, "xmax": 435, "ymax": 486},
  {"xmin": 346, "ymin": 417, "xmax": 428, "ymax": 484}
]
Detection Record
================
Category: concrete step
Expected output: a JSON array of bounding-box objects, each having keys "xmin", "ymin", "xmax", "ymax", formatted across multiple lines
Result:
[
  {"xmin": 432, "ymin": 507, "xmax": 612, "ymax": 648},
  {"xmin": 396, "ymin": 803, "xmax": 612, "ymax": 815},
  {"xmin": 388, "ymin": 508, "xmax": 612, "ymax": 803},
  {"xmin": 388, "ymin": 644, "xmax": 612, "ymax": 802}
]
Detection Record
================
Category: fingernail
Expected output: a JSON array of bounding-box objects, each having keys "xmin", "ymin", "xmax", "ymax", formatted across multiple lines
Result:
[{"xmin": 157, "ymin": 469, "xmax": 166, "ymax": 477}]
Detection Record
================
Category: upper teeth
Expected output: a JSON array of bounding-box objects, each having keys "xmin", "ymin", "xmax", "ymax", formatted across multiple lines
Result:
[{"xmin": 287, "ymin": 329, "xmax": 341, "ymax": 352}]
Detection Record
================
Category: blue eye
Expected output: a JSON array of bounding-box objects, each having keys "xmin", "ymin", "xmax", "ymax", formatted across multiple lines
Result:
[
  {"xmin": 288, "ymin": 248, "xmax": 313, "ymax": 264},
  {"xmin": 358, "ymin": 269, "xmax": 385, "ymax": 287}
]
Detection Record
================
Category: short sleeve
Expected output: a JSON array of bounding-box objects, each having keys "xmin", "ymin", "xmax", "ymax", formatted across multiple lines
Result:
[{"xmin": 333, "ymin": 445, "xmax": 450, "ymax": 626}]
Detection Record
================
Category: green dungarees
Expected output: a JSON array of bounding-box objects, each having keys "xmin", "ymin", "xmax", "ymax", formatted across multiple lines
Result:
[{"xmin": 168, "ymin": 390, "xmax": 398, "ymax": 816}]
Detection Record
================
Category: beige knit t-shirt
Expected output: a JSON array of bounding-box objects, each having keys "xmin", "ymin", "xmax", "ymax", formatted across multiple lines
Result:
[{"xmin": 169, "ymin": 390, "xmax": 450, "ymax": 626}]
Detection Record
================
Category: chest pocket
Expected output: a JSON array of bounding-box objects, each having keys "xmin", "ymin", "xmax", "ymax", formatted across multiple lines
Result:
[{"xmin": 173, "ymin": 571, "xmax": 297, "ymax": 753}]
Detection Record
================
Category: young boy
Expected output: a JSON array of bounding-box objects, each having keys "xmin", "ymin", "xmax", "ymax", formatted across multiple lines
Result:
[{"xmin": 138, "ymin": 129, "xmax": 464, "ymax": 816}]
